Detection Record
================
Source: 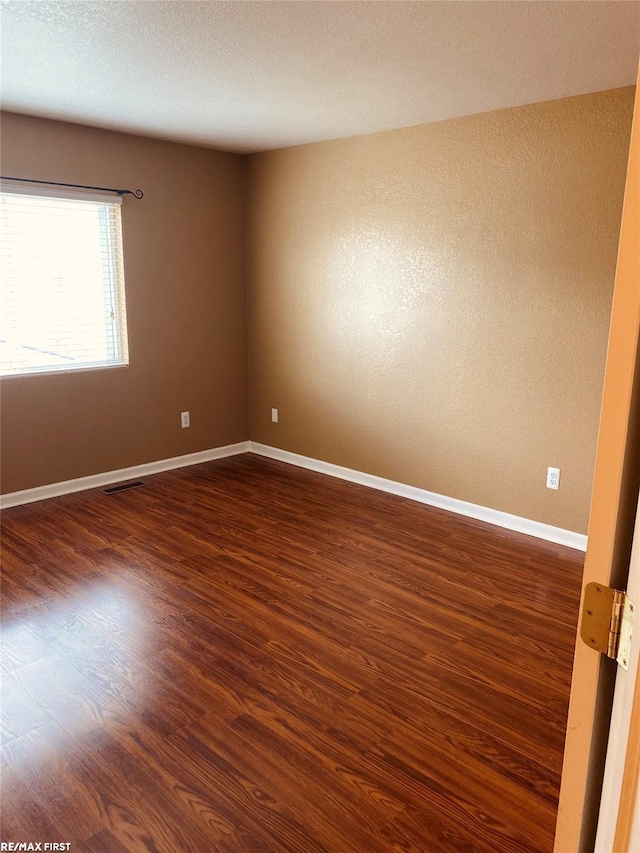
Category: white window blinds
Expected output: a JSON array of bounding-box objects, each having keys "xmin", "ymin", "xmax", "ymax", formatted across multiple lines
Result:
[{"xmin": 1, "ymin": 186, "xmax": 129, "ymax": 376}]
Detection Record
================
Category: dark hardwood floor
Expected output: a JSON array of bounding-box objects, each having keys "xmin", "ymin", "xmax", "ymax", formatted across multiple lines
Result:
[{"xmin": 0, "ymin": 453, "xmax": 584, "ymax": 853}]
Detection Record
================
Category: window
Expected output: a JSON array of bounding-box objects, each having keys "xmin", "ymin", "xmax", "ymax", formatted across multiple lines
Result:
[{"xmin": 1, "ymin": 185, "xmax": 129, "ymax": 376}]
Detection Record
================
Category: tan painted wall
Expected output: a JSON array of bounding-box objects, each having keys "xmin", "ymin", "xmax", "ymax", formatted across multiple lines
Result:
[
  {"xmin": 247, "ymin": 88, "xmax": 635, "ymax": 534},
  {"xmin": 0, "ymin": 112, "xmax": 248, "ymax": 494}
]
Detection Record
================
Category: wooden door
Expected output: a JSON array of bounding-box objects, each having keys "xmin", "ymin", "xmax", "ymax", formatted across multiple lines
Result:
[{"xmin": 554, "ymin": 70, "xmax": 640, "ymax": 852}]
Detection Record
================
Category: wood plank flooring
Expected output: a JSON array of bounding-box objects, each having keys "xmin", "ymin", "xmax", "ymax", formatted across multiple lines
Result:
[{"xmin": 0, "ymin": 454, "xmax": 584, "ymax": 852}]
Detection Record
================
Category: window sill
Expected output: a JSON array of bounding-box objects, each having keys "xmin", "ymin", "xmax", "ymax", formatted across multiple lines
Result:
[{"xmin": 1, "ymin": 363, "xmax": 130, "ymax": 379}]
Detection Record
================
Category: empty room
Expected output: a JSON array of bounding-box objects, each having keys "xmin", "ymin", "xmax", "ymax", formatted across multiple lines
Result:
[{"xmin": 1, "ymin": 2, "xmax": 640, "ymax": 852}]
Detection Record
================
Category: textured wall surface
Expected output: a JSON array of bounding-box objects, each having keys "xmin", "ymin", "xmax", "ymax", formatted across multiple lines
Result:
[
  {"xmin": 247, "ymin": 88, "xmax": 635, "ymax": 534},
  {"xmin": 1, "ymin": 112, "xmax": 248, "ymax": 493}
]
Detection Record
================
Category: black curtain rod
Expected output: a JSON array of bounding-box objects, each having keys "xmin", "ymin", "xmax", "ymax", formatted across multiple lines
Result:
[{"xmin": 0, "ymin": 176, "xmax": 143, "ymax": 199}]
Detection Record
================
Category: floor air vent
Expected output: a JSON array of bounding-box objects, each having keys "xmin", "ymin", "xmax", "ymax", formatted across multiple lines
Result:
[{"xmin": 101, "ymin": 480, "xmax": 146, "ymax": 495}]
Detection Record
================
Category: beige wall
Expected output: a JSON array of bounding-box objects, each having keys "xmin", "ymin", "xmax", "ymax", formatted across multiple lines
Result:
[
  {"xmin": 1, "ymin": 112, "xmax": 248, "ymax": 493},
  {"xmin": 2, "ymin": 91, "xmax": 634, "ymax": 531},
  {"xmin": 246, "ymin": 88, "xmax": 635, "ymax": 534}
]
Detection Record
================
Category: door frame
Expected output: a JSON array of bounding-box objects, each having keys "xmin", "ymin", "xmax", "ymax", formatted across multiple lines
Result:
[
  {"xmin": 595, "ymin": 493, "xmax": 640, "ymax": 851},
  {"xmin": 554, "ymin": 68, "xmax": 640, "ymax": 852}
]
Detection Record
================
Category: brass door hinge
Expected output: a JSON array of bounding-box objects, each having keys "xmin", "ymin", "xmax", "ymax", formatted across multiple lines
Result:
[{"xmin": 580, "ymin": 583, "xmax": 635, "ymax": 671}]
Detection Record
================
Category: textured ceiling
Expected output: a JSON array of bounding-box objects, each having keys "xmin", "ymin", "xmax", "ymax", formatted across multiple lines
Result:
[{"xmin": 1, "ymin": 1, "xmax": 639, "ymax": 153}]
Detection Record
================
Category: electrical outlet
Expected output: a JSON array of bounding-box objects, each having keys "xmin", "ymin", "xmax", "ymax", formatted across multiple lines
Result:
[
  {"xmin": 547, "ymin": 466, "xmax": 560, "ymax": 490},
  {"xmin": 271, "ymin": 408, "xmax": 278, "ymax": 423},
  {"xmin": 181, "ymin": 411, "xmax": 190, "ymax": 429}
]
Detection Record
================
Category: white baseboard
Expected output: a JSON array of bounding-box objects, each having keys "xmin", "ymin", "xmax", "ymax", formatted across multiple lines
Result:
[
  {"xmin": 1, "ymin": 439, "xmax": 588, "ymax": 552},
  {"xmin": 249, "ymin": 442, "xmax": 587, "ymax": 552},
  {"xmin": 0, "ymin": 441, "xmax": 251, "ymax": 509}
]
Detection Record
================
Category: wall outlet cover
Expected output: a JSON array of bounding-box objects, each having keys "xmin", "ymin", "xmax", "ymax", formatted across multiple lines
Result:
[{"xmin": 547, "ymin": 466, "xmax": 560, "ymax": 490}]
